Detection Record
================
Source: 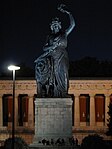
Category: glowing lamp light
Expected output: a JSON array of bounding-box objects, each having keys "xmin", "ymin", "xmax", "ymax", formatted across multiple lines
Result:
[{"xmin": 8, "ymin": 65, "xmax": 20, "ymax": 71}]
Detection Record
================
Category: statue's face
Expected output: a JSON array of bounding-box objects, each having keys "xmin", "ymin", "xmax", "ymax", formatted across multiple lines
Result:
[{"xmin": 50, "ymin": 21, "xmax": 61, "ymax": 33}]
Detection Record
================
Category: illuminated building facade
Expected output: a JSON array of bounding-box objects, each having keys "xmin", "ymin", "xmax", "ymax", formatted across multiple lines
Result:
[{"xmin": 0, "ymin": 78, "xmax": 112, "ymax": 144}]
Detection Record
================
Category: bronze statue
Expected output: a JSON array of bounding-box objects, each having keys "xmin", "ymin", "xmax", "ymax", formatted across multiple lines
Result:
[{"xmin": 35, "ymin": 4, "xmax": 75, "ymax": 97}]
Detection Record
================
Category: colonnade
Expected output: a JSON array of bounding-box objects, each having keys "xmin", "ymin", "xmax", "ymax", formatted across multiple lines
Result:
[
  {"xmin": 0, "ymin": 79, "xmax": 112, "ymax": 132},
  {"xmin": 0, "ymin": 93, "xmax": 110, "ymax": 130},
  {"xmin": 74, "ymin": 94, "xmax": 110, "ymax": 129},
  {"xmin": 0, "ymin": 96, "xmax": 34, "ymax": 129}
]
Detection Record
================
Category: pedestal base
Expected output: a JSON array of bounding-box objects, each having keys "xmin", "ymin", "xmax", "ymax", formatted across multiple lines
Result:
[
  {"xmin": 30, "ymin": 98, "xmax": 73, "ymax": 147},
  {"xmin": 29, "ymin": 145, "xmax": 79, "ymax": 149}
]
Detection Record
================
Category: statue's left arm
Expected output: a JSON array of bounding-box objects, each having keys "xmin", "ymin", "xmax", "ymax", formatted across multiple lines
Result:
[{"xmin": 58, "ymin": 4, "xmax": 75, "ymax": 36}]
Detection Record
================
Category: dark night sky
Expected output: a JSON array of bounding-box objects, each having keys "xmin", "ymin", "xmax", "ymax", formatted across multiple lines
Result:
[{"xmin": 0, "ymin": 0, "xmax": 112, "ymax": 73}]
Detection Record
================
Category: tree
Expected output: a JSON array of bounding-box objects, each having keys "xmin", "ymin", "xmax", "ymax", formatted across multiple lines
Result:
[{"xmin": 106, "ymin": 100, "xmax": 112, "ymax": 136}]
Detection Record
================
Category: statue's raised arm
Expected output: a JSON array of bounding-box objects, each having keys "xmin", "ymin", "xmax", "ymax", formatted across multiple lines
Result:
[{"xmin": 58, "ymin": 4, "xmax": 75, "ymax": 36}]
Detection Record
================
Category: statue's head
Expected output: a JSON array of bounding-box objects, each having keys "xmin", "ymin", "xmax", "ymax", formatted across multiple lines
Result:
[{"xmin": 50, "ymin": 17, "xmax": 62, "ymax": 33}]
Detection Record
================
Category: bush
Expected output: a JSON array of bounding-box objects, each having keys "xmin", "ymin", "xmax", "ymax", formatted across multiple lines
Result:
[
  {"xmin": 81, "ymin": 134, "xmax": 108, "ymax": 149},
  {"xmin": 4, "ymin": 137, "xmax": 29, "ymax": 149}
]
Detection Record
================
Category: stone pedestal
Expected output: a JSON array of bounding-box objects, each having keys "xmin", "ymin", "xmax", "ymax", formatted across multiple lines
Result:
[{"xmin": 30, "ymin": 98, "xmax": 73, "ymax": 148}]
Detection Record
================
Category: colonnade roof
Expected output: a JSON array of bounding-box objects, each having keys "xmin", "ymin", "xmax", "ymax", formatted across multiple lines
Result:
[
  {"xmin": 67, "ymin": 77, "xmax": 112, "ymax": 80},
  {"xmin": 1, "ymin": 76, "xmax": 112, "ymax": 80},
  {"xmin": 0, "ymin": 77, "xmax": 35, "ymax": 80}
]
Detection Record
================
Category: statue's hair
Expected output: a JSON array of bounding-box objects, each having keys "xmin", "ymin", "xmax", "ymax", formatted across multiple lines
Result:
[
  {"xmin": 52, "ymin": 17, "xmax": 59, "ymax": 22},
  {"xmin": 50, "ymin": 17, "xmax": 61, "ymax": 25}
]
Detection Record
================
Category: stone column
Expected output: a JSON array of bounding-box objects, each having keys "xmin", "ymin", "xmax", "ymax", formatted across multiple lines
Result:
[
  {"xmin": 105, "ymin": 95, "xmax": 110, "ymax": 126},
  {"xmin": 74, "ymin": 94, "xmax": 80, "ymax": 127},
  {"xmin": 15, "ymin": 96, "xmax": 18, "ymax": 127},
  {"xmin": 90, "ymin": 94, "xmax": 95, "ymax": 126},
  {"xmin": 28, "ymin": 96, "xmax": 34, "ymax": 128},
  {"xmin": 0, "ymin": 96, "xmax": 3, "ymax": 127}
]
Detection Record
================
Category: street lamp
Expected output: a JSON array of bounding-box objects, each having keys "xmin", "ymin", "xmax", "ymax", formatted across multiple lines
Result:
[{"xmin": 8, "ymin": 65, "xmax": 20, "ymax": 149}]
